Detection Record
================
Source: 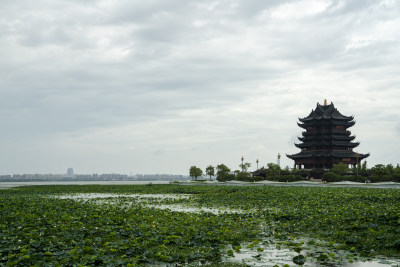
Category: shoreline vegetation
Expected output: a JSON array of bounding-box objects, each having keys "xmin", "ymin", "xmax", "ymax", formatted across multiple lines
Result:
[
  {"xmin": 1, "ymin": 184, "xmax": 400, "ymax": 266},
  {"xmin": 189, "ymin": 162, "xmax": 400, "ymax": 184}
]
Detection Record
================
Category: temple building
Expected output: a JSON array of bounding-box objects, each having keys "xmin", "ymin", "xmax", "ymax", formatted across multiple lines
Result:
[{"xmin": 287, "ymin": 100, "xmax": 369, "ymax": 169}]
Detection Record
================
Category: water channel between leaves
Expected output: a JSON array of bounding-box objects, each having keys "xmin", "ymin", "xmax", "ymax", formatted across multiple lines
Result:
[{"xmin": 53, "ymin": 193, "xmax": 400, "ymax": 267}]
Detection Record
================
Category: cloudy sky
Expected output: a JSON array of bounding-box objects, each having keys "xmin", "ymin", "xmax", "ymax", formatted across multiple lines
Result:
[{"xmin": 1, "ymin": 0, "xmax": 399, "ymax": 175}]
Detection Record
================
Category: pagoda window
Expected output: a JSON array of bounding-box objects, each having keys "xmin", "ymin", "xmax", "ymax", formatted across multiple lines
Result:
[
  {"xmin": 335, "ymin": 125, "xmax": 344, "ymax": 129},
  {"xmin": 307, "ymin": 127, "xmax": 313, "ymax": 131}
]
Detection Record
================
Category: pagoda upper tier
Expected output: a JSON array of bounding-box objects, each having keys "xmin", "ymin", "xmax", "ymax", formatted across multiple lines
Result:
[
  {"xmin": 286, "ymin": 101, "xmax": 369, "ymax": 169},
  {"xmin": 297, "ymin": 102, "xmax": 355, "ymax": 129}
]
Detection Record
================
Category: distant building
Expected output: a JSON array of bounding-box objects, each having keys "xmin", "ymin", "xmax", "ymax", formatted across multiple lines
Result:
[
  {"xmin": 286, "ymin": 100, "xmax": 369, "ymax": 169},
  {"xmin": 63, "ymin": 168, "xmax": 76, "ymax": 180}
]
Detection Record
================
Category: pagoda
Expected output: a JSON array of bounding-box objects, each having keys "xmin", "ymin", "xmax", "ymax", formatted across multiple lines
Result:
[{"xmin": 286, "ymin": 100, "xmax": 369, "ymax": 169}]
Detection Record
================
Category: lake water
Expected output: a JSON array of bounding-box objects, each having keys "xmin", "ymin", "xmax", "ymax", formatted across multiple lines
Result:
[
  {"xmin": 1, "ymin": 180, "xmax": 400, "ymax": 189},
  {"xmin": 0, "ymin": 180, "xmax": 171, "ymax": 189}
]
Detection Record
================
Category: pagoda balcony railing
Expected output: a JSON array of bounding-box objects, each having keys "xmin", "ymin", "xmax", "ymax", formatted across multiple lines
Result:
[
  {"xmin": 331, "ymin": 128, "xmax": 351, "ymax": 135},
  {"xmin": 302, "ymin": 148, "xmax": 353, "ymax": 152},
  {"xmin": 303, "ymin": 131, "xmax": 349, "ymax": 136},
  {"xmin": 302, "ymin": 129, "xmax": 351, "ymax": 136},
  {"xmin": 302, "ymin": 130, "xmax": 316, "ymax": 136}
]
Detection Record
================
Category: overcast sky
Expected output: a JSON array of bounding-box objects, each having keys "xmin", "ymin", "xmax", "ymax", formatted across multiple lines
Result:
[{"xmin": 1, "ymin": 0, "xmax": 399, "ymax": 175}]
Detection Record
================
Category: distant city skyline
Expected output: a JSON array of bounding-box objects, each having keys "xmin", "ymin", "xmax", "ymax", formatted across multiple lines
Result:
[
  {"xmin": 0, "ymin": 172, "xmax": 188, "ymax": 182},
  {"xmin": 1, "ymin": 1, "xmax": 399, "ymax": 174}
]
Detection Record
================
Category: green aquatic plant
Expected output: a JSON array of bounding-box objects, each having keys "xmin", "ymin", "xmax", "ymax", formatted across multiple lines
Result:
[
  {"xmin": 1, "ymin": 184, "xmax": 400, "ymax": 265},
  {"xmin": 293, "ymin": 254, "xmax": 306, "ymax": 265}
]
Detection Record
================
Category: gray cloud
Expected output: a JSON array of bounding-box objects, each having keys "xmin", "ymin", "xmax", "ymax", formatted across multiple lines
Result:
[{"xmin": 1, "ymin": 0, "xmax": 399, "ymax": 174}]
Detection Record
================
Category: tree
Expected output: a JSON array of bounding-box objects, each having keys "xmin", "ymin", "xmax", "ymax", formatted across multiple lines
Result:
[
  {"xmin": 265, "ymin": 163, "xmax": 281, "ymax": 178},
  {"xmin": 370, "ymin": 164, "xmax": 391, "ymax": 182},
  {"xmin": 237, "ymin": 161, "xmax": 251, "ymax": 181},
  {"xmin": 284, "ymin": 166, "xmax": 290, "ymax": 172},
  {"xmin": 281, "ymin": 166, "xmax": 291, "ymax": 175},
  {"xmin": 370, "ymin": 164, "xmax": 389, "ymax": 176},
  {"xmin": 360, "ymin": 160, "xmax": 369, "ymax": 176},
  {"xmin": 393, "ymin": 164, "xmax": 400, "ymax": 182},
  {"xmin": 189, "ymin": 166, "xmax": 203, "ymax": 180},
  {"xmin": 331, "ymin": 163, "xmax": 349, "ymax": 176},
  {"xmin": 362, "ymin": 160, "xmax": 368, "ymax": 171},
  {"xmin": 205, "ymin": 165, "xmax": 215, "ymax": 180},
  {"xmin": 386, "ymin": 164, "xmax": 394, "ymax": 174},
  {"xmin": 239, "ymin": 162, "xmax": 251, "ymax": 173},
  {"xmin": 216, "ymin": 164, "xmax": 231, "ymax": 182}
]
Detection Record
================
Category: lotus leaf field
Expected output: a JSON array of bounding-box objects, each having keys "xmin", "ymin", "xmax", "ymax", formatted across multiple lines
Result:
[{"xmin": 1, "ymin": 184, "xmax": 400, "ymax": 266}]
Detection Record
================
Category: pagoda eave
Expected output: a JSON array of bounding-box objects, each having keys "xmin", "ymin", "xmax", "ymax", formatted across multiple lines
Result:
[{"xmin": 287, "ymin": 151, "xmax": 370, "ymax": 160}]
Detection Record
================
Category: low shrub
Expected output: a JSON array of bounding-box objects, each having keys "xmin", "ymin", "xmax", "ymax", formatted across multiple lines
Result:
[
  {"xmin": 235, "ymin": 172, "xmax": 252, "ymax": 181},
  {"xmin": 370, "ymin": 174, "xmax": 392, "ymax": 183},
  {"xmin": 265, "ymin": 175, "xmax": 302, "ymax": 182},
  {"xmin": 322, "ymin": 172, "xmax": 340, "ymax": 182},
  {"xmin": 344, "ymin": 175, "xmax": 367, "ymax": 183},
  {"xmin": 251, "ymin": 176, "xmax": 265, "ymax": 182}
]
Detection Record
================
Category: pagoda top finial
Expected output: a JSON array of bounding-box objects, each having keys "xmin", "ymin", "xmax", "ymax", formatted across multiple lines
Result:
[{"xmin": 324, "ymin": 99, "xmax": 327, "ymax": 106}]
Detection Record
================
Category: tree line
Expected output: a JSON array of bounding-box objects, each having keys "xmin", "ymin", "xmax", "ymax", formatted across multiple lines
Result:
[{"xmin": 189, "ymin": 161, "xmax": 400, "ymax": 183}]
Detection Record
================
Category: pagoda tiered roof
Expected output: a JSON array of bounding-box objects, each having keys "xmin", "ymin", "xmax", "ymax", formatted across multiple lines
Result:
[
  {"xmin": 299, "ymin": 102, "xmax": 353, "ymax": 122},
  {"xmin": 286, "ymin": 101, "xmax": 369, "ymax": 169},
  {"xmin": 298, "ymin": 120, "xmax": 355, "ymax": 129},
  {"xmin": 294, "ymin": 140, "xmax": 359, "ymax": 149}
]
